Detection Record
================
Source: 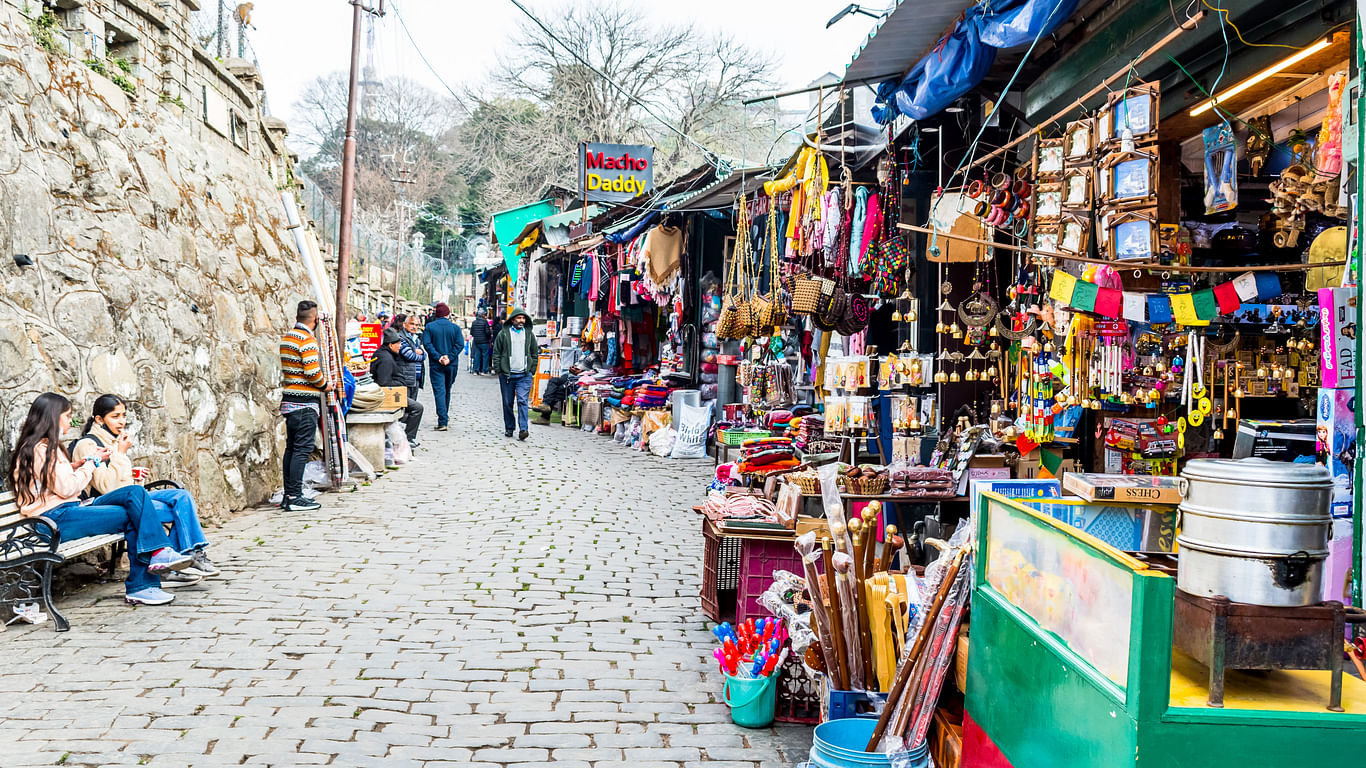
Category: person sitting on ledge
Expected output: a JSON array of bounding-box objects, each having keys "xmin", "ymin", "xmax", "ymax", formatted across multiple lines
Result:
[
  {"xmin": 70, "ymin": 394, "xmax": 220, "ymax": 588},
  {"xmin": 8, "ymin": 392, "xmax": 195, "ymax": 606}
]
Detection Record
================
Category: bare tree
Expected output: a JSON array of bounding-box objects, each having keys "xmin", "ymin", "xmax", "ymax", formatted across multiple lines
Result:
[{"xmin": 457, "ymin": 1, "xmax": 776, "ymax": 215}]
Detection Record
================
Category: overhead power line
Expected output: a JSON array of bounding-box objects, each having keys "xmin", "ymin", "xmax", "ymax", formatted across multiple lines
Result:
[
  {"xmin": 388, "ymin": 1, "xmax": 464, "ymax": 103},
  {"xmin": 503, "ymin": 0, "xmax": 726, "ymax": 171}
]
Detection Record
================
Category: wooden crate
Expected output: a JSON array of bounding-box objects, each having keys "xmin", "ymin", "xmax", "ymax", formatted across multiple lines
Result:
[{"xmin": 379, "ymin": 387, "xmax": 408, "ymax": 410}]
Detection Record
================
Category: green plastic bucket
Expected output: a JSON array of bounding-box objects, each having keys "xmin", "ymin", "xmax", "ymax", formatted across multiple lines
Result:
[{"xmin": 722, "ymin": 670, "xmax": 779, "ymax": 728}]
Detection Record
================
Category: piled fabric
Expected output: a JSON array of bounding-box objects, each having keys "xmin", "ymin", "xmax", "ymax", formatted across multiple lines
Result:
[
  {"xmin": 634, "ymin": 384, "xmax": 671, "ymax": 408},
  {"xmin": 791, "ymin": 416, "xmax": 825, "ymax": 451},
  {"xmin": 888, "ymin": 465, "xmax": 956, "ymax": 498},
  {"xmin": 737, "ymin": 436, "xmax": 799, "ymax": 475}
]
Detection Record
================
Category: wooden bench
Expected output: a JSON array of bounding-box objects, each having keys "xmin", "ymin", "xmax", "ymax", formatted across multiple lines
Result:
[{"xmin": 0, "ymin": 480, "xmax": 181, "ymax": 632}]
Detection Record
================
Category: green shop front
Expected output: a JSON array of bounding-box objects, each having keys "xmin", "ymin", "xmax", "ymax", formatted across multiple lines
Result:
[{"xmin": 964, "ymin": 492, "xmax": 1366, "ymax": 767}]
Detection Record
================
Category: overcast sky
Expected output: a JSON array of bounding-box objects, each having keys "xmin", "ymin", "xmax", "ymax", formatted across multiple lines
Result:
[{"xmin": 247, "ymin": 0, "xmax": 885, "ymax": 146}]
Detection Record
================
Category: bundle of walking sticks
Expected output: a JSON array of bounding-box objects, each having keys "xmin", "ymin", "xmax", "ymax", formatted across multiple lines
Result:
[{"xmin": 794, "ymin": 494, "xmax": 974, "ymax": 754}]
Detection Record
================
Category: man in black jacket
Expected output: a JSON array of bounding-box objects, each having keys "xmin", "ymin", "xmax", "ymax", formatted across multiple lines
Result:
[
  {"xmin": 469, "ymin": 309, "xmax": 493, "ymax": 375},
  {"xmin": 371, "ymin": 329, "xmax": 424, "ymax": 446}
]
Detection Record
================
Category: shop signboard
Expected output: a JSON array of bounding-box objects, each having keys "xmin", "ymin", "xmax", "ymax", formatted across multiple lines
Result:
[
  {"xmin": 358, "ymin": 322, "xmax": 382, "ymax": 359},
  {"xmin": 578, "ymin": 142, "xmax": 654, "ymax": 202}
]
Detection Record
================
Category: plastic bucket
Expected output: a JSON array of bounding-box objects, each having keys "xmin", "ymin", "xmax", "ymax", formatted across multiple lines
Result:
[
  {"xmin": 808, "ymin": 718, "xmax": 929, "ymax": 768},
  {"xmin": 722, "ymin": 671, "xmax": 778, "ymax": 728}
]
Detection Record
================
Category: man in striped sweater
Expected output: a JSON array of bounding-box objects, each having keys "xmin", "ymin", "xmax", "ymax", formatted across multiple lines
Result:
[{"xmin": 279, "ymin": 300, "xmax": 327, "ymax": 512}]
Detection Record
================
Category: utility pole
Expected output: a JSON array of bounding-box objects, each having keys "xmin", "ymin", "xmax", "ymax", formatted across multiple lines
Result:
[{"xmin": 335, "ymin": 0, "xmax": 384, "ymax": 346}]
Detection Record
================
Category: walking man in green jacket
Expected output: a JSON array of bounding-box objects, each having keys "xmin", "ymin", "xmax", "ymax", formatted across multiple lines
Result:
[{"xmin": 493, "ymin": 307, "xmax": 539, "ymax": 440}]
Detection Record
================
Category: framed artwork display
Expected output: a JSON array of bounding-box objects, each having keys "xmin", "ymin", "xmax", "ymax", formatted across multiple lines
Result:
[
  {"xmin": 1107, "ymin": 209, "xmax": 1158, "ymax": 262},
  {"xmin": 1065, "ymin": 118, "xmax": 1094, "ymax": 163},
  {"xmin": 1099, "ymin": 83, "xmax": 1160, "ymax": 148},
  {"xmin": 1034, "ymin": 184, "xmax": 1063, "ymax": 220},
  {"xmin": 1100, "ymin": 149, "xmax": 1157, "ymax": 208},
  {"xmin": 1034, "ymin": 222, "xmax": 1061, "ymax": 255},
  {"xmin": 1063, "ymin": 167, "xmax": 1092, "ymax": 208},
  {"xmin": 1038, "ymin": 138, "xmax": 1065, "ymax": 177},
  {"xmin": 1059, "ymin": 214, "xmax": 1091, "ymax": 257}
]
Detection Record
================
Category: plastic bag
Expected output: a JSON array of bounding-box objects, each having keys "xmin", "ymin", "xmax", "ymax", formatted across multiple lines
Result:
[
  {"xmin": 973, "ymin": 0, "xmax": 1080, "ymax": 49},
  {"xmin": 670, "ymin": 401, "xmax": 713, "ymax": 459},
  {"xmin": 649, "ymin": 426, "xmax": 676, "ymax": 456},
  {"xmin": 302, "ymin": 460, "xmax": 330, "ymax": 489},
  {"xmin": 386, "ymin": 422, "xmax": 412, "ymax": 465}
]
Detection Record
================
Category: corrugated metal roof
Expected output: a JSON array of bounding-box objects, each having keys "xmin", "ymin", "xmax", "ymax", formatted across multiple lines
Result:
[{"xmin": 843, "ymin": 0, "xmax": 978, "ymax": 82}]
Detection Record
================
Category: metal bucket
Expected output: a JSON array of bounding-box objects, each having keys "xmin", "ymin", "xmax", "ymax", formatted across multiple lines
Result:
[{"xmin": 1176, "ymin": 458, "xmax": 1332, "ymax": 606}]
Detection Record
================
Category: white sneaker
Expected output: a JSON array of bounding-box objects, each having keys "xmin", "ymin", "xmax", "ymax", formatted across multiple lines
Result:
[{"xmin": 125, "ymin": 587, "xmax": 175, "ymax": 606}]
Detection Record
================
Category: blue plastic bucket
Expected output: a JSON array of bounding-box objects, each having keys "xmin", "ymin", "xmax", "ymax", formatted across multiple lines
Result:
[
  {"xmin": 723, "ymin": 670, "xmax": 778, "ymax": 728},
  {"xmin": 808, "ymin": 718, "xmax": 928, "ymax": 768}
]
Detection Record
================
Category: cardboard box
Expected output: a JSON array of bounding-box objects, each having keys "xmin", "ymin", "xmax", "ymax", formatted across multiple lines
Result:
[
  {"xmin": 1233, "ymin": 418, "xmax": 1317, "ymax": 462},
  {"xmin": 1104, "ymin": 418, "xmax": 1179, "ymax": 459},
  {"xmin": 1024, "ymin": 498, "xmax": 1178, "ymax": 552},
  {"xmin": 378, "ymin": 386, "xmax": 407, "ymax": 410},
  {"xmin": 1015, "ymin": 451, "xmax": 1078, "ymax": 480},
  {"xmin": 1318, "ymin": 286, "xmax": 1358, "ymax": 388},
  {"xmin": 1316, "ymin": 388, "xmax": 1357, "ymax": 520},
  {"xmin": 1063, "ymin": 473, "xmax": 1183, "ymax": 504},
  {"xmin": 970, "ymin": 478, "xmax": 1061, "ymax": 512}
]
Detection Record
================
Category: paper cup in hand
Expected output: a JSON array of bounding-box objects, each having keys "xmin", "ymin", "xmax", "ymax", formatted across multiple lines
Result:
[{"xmin": 131, "ymin": 467, "xmax": 150, "ymax": 484}]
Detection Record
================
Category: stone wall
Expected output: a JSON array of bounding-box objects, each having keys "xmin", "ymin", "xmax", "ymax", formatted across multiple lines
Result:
[{"xmin": 0, "ymin": 2, "xmax": 309, "ymax": 521}]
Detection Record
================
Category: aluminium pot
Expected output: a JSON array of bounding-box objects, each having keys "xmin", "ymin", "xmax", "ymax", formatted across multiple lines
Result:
[{"xmin": 1176, "ymin": 458, "xmax": 1331, "ymax": 607}]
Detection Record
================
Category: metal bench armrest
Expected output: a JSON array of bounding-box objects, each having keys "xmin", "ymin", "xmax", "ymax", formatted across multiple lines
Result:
[{"xmin": 0, "ymin": 514, "xmax": 61, "ymax": 564}]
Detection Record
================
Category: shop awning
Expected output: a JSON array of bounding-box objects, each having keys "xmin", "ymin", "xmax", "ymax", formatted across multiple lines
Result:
[
  {"xmin": 669, "ymin": 166, "xmax": 777, "ymax": 210},
  {"xmin": 489, "ymin": 199, "xmax": 557, "ymax": 283},
  {"xmin": 843, "ymin": 0, "xmax": 977, "ymax": 82}
]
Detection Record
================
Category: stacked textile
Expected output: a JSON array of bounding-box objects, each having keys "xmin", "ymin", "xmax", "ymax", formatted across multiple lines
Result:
[
  {"xmin": 634, "ymin": 384, "xmax": 671, "ymax": 408},
  {"xmin": 888, "ymin": 466, "xmax": 956, "ymax": 498},
  {"xmin": 791, "ymin": 416, "xmax": 825, "ymax": 451},
  {"xmin": 736, "ymin": 436, "xmax": 799, "ymax": 475}
]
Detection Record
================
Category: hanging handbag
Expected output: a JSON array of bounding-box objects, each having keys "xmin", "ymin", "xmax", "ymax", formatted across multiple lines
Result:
[
  {"xmin": 756, "ymin": 201, "xmax": 790, "ymax": 329},
  {"xmin": 718, "ymin": 196, "xmax": 756, "ymax": 340}
]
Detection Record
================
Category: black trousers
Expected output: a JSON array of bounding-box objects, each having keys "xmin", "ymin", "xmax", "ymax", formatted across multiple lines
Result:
[
  {"xmin": 283, "ymin": 408, "xmax": 317, "ymax": 500},
  {"xmin": 401, "ymin": 399, "xmax": 424, "ymax": 442}
]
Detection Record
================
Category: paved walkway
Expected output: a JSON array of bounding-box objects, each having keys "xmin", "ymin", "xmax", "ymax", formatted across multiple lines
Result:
[{"xmin": 1, "ymin": 374, "xmax": 811, "ymax": 767}]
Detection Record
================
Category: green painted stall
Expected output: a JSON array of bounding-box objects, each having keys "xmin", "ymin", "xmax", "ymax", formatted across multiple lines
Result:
[{"xmin": 964, "ymin": 492, "xmax": 1366, "ymax": 767}]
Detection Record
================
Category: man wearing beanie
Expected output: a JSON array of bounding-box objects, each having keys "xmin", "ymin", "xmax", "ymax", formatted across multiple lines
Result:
[
  {"xmin": 371, "ymin": 328, "xmax": 423, "ymax": 445},
  {"xmin": 492, "ymin": 307, "xmax": 539, "ymax": 440},
  {"xmin": 421, "ymin": 302, "xmax": 464, "ymax": 431}
]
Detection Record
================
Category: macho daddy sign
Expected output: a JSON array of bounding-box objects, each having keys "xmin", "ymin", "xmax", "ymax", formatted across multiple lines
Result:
[{"xmin": 578, "ymin": 142, "xmax": 654, "ymax": 202}]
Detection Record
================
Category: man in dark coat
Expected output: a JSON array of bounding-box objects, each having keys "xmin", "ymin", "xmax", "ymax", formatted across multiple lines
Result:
[
  {"xmin": 469, "ymin": 309, "xmax": 494, "ymax": 375},
  {"xmin": 421, "ymin": 302, "xmax": 464, "ymax": 431},
  {"xmin": 492, "ymin": 307, "xmax": 539, "ymax": 440},
  {"xmin": 371, "ymin": 329, "xmax": 424, "ymax": 446}
]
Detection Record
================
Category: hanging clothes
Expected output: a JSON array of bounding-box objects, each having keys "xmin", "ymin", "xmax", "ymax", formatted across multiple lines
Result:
[
  {"xmin": 859, "ymin": 192, "xmax": 882, "ymax": 267},
  {"xmin": 850, "ymin": 187, "xmax": 869, "ymax": 267}
]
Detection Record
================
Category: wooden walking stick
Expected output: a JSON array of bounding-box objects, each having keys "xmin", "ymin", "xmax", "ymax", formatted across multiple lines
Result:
[
  {"xmin": 822, "ymin": 536, "xmax": 850, "ymax": 689},
  {"xmin": 850, "ymin": 524, "xmax": 876, "ymax": 687},
  {"xmin": 865, "ymin": 550, "xmax": 965, "ymax": 752},
  {"xmin": 796, "ymin": 531, "xmax": 841, "ymax": 682},
  {"xmin": 877, "ymin": 526, "xmax": 899, "ymax": 573},
  {"xmin": 861, "ymin": 506, "xmax": 879, "ymax": 577}
]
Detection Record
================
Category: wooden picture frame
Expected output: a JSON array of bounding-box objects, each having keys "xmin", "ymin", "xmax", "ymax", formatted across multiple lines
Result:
[
  {"xmin": 1033, "ymin": 222, "xmax": 1061, "ymax": 256},
  {"xmin": 1034, "ymin": 182, "xmax": 1064, "ymax": 221},
  {"xmin": 1099, "ymin": 149, "xmax": 1157, "ymax": 208},
  {"xmin": 1099, "ymin": 83, "xmax": 1160, "ymax": 149},
  {"xmin": 1037, "ymin": 138, "xmax": 1065, "ymax": 178},
  {"xmin": 1059, "ymin": 213, "xmax": 1091, "ymax": 258},
  {"xmin": 1063, "ymin": 166, "xmax": 1092, "ymax": 209},
  {"xmin": 1065, "ymin": 118, "xmax": 1094, "ymax": 164},
  {"xmin": 1107, "ymin": 208, "xmax": 1158, "ymax": 262}
]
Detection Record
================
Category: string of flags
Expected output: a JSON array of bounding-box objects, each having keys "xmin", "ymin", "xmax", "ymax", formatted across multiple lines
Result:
[{"xmin": 1049, "ymin": 269, "xmax": 1283, "ymax": 326}]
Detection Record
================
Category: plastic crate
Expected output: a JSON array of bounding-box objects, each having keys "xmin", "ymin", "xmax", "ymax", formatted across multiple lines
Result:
[
  {"xmin": 774, "ymin": 642, "xmax": 821, "ymax": 724},
  {"xmin": 823, "ymin": 684, "xmax": 888, "ymax": 721},
  {"xmin": 719, "ymin": 429, "xmax": 769, "ymax": 446},
  {"xmin": 736, "ymin": 537, "xmax": 805, "ymax": 626},
  {"xmin": 701, "ymin": 519, "xmax": 741, "ymax": 622}
]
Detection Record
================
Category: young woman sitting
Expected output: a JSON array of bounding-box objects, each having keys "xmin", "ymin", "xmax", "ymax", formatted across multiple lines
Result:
[
  {"xmin": 70, "ymin": 394, "xmax": 219, "ymax": 586},
  {"xmin": 9, "ymin": 393, "xmax": 195, "ymax": 606}
]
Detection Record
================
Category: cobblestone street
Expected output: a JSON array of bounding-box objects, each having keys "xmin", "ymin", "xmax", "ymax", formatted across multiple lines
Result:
[{"xmin": 1, "ymin": 375, "xmax": 810, "ymax": 767}]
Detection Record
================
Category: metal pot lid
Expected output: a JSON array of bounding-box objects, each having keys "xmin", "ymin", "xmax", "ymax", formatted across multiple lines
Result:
[{"xmin": 1181, "ymin": 457, "xmax": 1332, "ymax": 487}]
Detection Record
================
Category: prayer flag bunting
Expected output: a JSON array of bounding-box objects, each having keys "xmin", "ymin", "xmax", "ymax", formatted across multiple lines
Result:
[
  {"xmin": 1192, "ymin": 288, "xmax": 1218, "ymax": 320},
  {"xmin": 1147, "ymin": 294, "xmax": 1173, "ymax": 323},
  {"xmin": 1232, "ymin": 272, "xmax": 1258, "ymax": 301},
  {"xmin": 1212, "ymin": 281, "xmax": 1241, "ymax": 314},
  {"xmin": 1122, "ymin": 292, "xmax": 1147, "ymax": 322},
  {"xmin": 1071, "ymin": 280, "xmax": 1099, "ymax": 312},
  {"xmin": 1050, "ymin": 271, "xmax": 1077, "ymax": 303},
  {"xmin": 1170, "ymin": 292, "xmax": 1208, "ymax": 326},
  {"xmin": 1095, "ymin": 287, "xmax": 1122, "ymax": 318},
  {"xmin": 1255, "ymin": 272, "xmax": 1282, "ymax": 300}
]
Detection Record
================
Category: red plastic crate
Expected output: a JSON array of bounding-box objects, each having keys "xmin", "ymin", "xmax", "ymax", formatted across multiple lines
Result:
[
  {"xmin": 701, "ymin": 519, "xmax": 741, "ymax": 622},
  {"xmin": 736, "ymin": 537, "xmax": 805, "ymax": 626}
]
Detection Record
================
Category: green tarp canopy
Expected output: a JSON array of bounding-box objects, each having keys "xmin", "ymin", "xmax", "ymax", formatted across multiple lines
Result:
[{"xmin": 490, "ymin": 199, "xmax": 556, "ymax": 283}]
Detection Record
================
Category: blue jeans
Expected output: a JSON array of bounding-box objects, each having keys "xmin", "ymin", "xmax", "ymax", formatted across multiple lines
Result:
[
  {"xmin": 470, "ymin": 344, "xmax": 492, "ymax": 374},
  {"xmin": 430, "ymin": 361, "xmax": 458, "ymax": 426},
  {"xmin": 44, "ymin": 485, "xmax": 172, "ymax": 593},
  {"xmin": 500, "ymin": 372, "xmax": 533, "ymax": 433},
  {"xmin": 150, "ymin": 488, "xmax": 208, "ymax": 553}
]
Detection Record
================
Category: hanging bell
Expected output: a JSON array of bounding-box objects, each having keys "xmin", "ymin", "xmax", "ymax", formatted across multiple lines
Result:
[
  {"xmin": 1066, "ymin": 395, "xmax": 1078, "ymax": 407},
  {"xmin": 1234, "ymin": 387, "xmax": 1245, "ymax": 398},
  {"xmin": 1213, "ymin": 428, "xmax": 1224, "ymax": 440},
  {"xmin": 964, "ymin": 368, "xmax": 978, "ymax": 382},
  {"xmin": 1155, "ymin": 360, "xmax": 1166, "ymax": 373},
  {"xmin": 892, "ymin": 309, "xmax": 903, "ymax": 322},
  {"xmin": 1256, "ymin": 365, "xmax": 1268, "ymax": 379},
  {"xmin": 935, "ymin": 321, "xmax": 947, "ymax": 334},
  {"xmin": 905, "ymin": 304, "xmax": 919, "ymax": 322},
  {"xmin": 988, "ymin": 324, "xmax": 999, "ymax": 337},
  {"xmin": 949, "ymin": 322, "xmax": 963, "ymax": 338},
  {"xmin": 1143, "ymin": 366, "xmax": 1154, "ymax": 376},
  {"xmin": 1043, "ymin": 340, "xmax": 1055, "ymax": 353},
  {"xmin": 949, "ymin": 370, "xmax": 961, "ymax": 383},
  {"xmin": 934, "ymin": 370, "xmax": 948, "ymax": 383}
]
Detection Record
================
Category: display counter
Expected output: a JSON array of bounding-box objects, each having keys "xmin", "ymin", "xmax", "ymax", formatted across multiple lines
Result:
[{"xmin": 965, "ymin": 492, "xmax": 1366, "ymax": 768}]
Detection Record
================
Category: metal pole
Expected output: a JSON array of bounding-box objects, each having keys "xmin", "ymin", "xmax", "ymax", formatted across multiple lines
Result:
[
  {"xmin": 335, "ymin": 1, "xmax": 366, "ymax": 343},
  {"xmin": 217, "ymin": 0, "xmax": 226, "ymax": 59}
]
